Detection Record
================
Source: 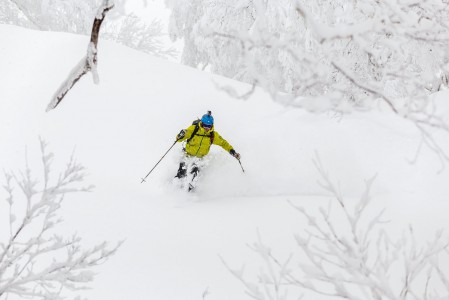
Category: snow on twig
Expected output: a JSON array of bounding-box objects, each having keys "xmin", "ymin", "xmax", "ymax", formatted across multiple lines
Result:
[
  {"xmin": 0, "ymin": 139, "xmax": 120, "ymax": 299},
  {"xmin": 224, "ymin": 154, "xmax": 449, "ymax": 299}
]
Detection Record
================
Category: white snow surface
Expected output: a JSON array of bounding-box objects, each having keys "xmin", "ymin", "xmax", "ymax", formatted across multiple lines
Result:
[{"xmin": 1, "ymin": 24, "xmax": 449, "ymax": 299}]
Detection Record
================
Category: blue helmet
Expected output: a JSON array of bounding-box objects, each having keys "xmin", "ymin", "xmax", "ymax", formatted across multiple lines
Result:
[{"xmin": 201, "ymin": 112, "xmax": 214, "ymax": 126}]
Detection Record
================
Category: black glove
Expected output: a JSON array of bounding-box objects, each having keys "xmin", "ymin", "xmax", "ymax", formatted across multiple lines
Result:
[
  {"xmin": 230, "ymin": 149, "xmax": 241, "ymax": 160},
  {"xmin": 177, "ymin": 129, "xmax": 186, "ymax": 140}
]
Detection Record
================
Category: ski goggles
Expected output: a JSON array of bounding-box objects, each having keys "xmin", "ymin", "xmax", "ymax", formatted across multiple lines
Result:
[{"xmin": 202, "ymin": 123, "xmax": 212, "ymax": 129}]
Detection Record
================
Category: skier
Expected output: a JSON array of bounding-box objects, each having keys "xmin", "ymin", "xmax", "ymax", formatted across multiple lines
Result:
[{"xmin": 174, "ymin": 111, "xmax": 241, "ymax": 191}]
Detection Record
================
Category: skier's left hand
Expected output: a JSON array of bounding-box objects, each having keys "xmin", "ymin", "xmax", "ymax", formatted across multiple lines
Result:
[{"xmin": 230, "ymin": 149, "xmax": 241, "ymax": 160}]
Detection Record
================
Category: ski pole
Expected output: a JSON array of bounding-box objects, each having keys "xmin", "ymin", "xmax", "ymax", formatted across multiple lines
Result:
[
  {"xmin": 237, "ymin": 158, "xmax": 245, "ymax": 173},
  {"xmin": 141, "ymin": 140, "xmax": 178, "ymax": 183}
]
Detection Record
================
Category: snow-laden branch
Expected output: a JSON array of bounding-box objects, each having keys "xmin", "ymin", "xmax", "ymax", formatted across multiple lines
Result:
[
  {"xmin": 166, "ymin": 0, "xmax": 449, "ymax": 160},
  {"xmin": 46, "ymin": 0, "xmax": 114, "ymax": 111},
  {"xmin": 0, "ymin": 139, "xmax": 121, "ymax": 299},
  {"xmin": 223, "ymin": 154, "xmax": 449, "ymax": 300}
]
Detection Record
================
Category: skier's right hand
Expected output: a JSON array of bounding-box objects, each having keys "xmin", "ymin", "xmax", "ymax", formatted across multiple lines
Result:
[{"xmin": 176, "ymin": 129, "xmax": 186, "ymax": 141}]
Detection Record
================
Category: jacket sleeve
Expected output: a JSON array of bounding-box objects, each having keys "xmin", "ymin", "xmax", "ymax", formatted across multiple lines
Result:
[
  {"xmin": 213, "ymin": 131, "xmax": 233, "ymax": 152},
  {"xmin": 176, "ymin": 125, "xmax": 196, "ymax": 143}
]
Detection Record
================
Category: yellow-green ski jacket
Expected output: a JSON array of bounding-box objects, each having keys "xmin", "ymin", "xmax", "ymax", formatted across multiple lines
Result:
[{"xmin": 177, "ymin": 123, "xmax": 233, "ymax": 157}]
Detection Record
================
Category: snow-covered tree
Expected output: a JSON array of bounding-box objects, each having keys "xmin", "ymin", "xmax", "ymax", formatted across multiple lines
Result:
[
  {"xmin": 167, "ymin": 0, "xmax": 449, "ymax": 97},
  {"xmin": 223, "ymin": 156, "xmax": 449, "ymax": 299},
  {"xmin": 0, "ymin": 0, "xmax": 176, "ymax": 59},
  {"xmin": 0, "ymin": 0, "xmax": 98, "ymax": 33},
  {"xmin": 103, "ymin": 13, "xmax": 177, "ymax": 58},
  {"xmin": 166, "ymin": 0, "xmax": 449, "ymax": 148},
  {"xmin": 0, "ymin": 139, "xmax": 121, "ymax": 299}
]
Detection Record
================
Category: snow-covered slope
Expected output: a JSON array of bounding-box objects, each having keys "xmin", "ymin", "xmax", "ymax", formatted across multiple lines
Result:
[{"xmin": 1, "ymin": 24, "xmax": 448, "ymax": 299}]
